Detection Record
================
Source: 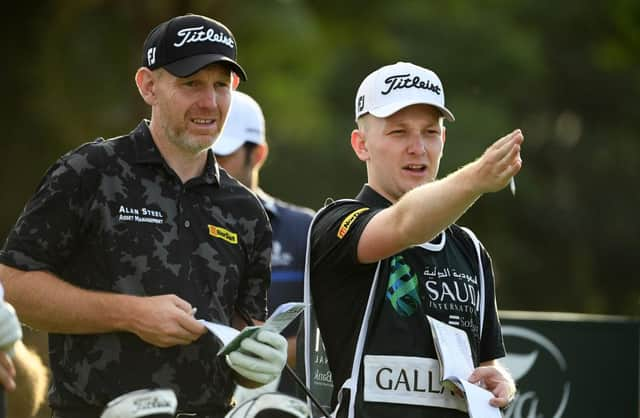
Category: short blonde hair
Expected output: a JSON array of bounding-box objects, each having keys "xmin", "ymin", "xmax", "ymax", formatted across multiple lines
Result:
[{"xmin": 356, "ymin": 114, "xmax": 371, "ymax": 133}]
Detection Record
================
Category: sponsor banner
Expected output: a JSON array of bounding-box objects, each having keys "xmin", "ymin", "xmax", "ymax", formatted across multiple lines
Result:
[
  {"xmin": 363, "ymin": 355, "xmax": 467, "ymax": 411},
  {"xmin": 501, "ymin": 311, "xmax": 639, "ymax": 418}
]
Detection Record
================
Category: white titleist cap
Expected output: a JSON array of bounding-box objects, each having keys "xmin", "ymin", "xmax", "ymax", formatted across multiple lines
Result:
[
  {"xmin": 100, "ymin": 389, "xmax": 177, "ymax": 418},
  {"xmin": 213, "ymin": 90, "xmax": 265, "ymax": 156},
  {"xmin": 354, "ymin": 61, "xmax": 454, "ymax": 122},
  {"xmin": 224, "ymin": 392, "xmax": 311, "ymax": 418}
]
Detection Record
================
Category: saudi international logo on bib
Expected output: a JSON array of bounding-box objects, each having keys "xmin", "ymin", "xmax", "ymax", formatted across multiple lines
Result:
[{"xmin": 386, "ymin": 255, "xmax": 421, "ymax": 316}]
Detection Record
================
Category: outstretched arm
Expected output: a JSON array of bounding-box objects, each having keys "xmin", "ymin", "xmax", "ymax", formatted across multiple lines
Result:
[{"xmin": 358, "ymin": 129, "xmax": 523, "ymax": 263}]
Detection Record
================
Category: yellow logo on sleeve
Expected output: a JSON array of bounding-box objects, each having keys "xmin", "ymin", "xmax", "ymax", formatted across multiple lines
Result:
[
  {"xmin": 208, "ymin": 225, "xmax": 238, "ymax": 244},
  {"xmin": 337, "ymin": 208, "xmax": 369, "ymax": 239}
]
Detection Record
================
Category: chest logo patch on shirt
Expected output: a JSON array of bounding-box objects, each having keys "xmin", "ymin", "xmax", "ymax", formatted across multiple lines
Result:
[
  {"xmin": 386, "ymin": 255, "xmax": 421, "ymax": 317},
  {"xmin": 208, "ymin": 225, "xmax": 238, "ymax": 244},
  {"xmin": 337, "ymin": 208, "xmax": 369, "ymax": 239},
  {"xmin": 118, "ymin": 205, "xmax": 165, "ymax": 224}
]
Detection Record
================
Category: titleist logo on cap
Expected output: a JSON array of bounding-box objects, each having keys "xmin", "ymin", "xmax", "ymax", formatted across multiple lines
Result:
[
  {"xmin": 354, "ymin": 62, "xmax": 455, "ymax": 122},
  {"xmin": 133, "ymin": 395, "xmax": 172, "ymax": 411},
  {"xmin": 381, "ymin": 73, "xmax": 442, "ymax": 96},
  {"xmin": 173, "ymin": 25, "xmax": 235, "ymax": 48},
  {"xmin": 141, "ymin": 14, "xmax": 248, "ymax": 80}
]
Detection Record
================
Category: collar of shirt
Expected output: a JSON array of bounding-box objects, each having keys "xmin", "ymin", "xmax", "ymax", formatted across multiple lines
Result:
[
  {"xmin": 355, "ymin": 184, "xmax": 392, "ymax": 209},
  {"xmin": 131, "ymin": 120, "xmax": 220, "ymax": 187}
]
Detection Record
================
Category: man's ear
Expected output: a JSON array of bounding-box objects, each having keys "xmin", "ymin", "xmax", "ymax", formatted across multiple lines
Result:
[
  {"xmin": 252, "ymin": 142, "xmax": 269, "ymax": 169},
  {"xmin": 135, "ymin": 67, "xmax": 157, "ymax": 106},
  {"xmin": 351, "ymin": 129, "xmax": 369, "ymax": 162}
]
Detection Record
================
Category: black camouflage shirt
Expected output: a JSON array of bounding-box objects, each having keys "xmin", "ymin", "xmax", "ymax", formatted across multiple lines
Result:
[{"xmin": 0, "ymin": 121, "xmax": 272, "ymax": 412}]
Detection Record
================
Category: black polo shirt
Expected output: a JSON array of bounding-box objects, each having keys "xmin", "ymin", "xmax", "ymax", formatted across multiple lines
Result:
[
  {"xmin": 0, "ymin": 121, "xmax": 272, "ymax": 413},
  {"xmin": 310, "ymin": 185, "xmax": 504, "ymax": 416}
]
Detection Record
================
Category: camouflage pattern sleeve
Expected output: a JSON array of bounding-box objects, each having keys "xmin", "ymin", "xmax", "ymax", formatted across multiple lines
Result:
[
  {"xmin": 0, "ymin": 146, "xmax": 99, "ymax": 274},
  {"xmin": 235, "ymin": 203, "xmax": 272, "ymax": 322}
]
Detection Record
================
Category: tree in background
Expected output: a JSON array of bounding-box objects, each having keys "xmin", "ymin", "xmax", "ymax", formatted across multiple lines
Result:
[{"xmin": 1, "ymin": 0, "xmax": 637, "ymax": 318}]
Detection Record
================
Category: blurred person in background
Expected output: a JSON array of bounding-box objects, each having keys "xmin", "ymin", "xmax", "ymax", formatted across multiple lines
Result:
[{"xmin": 214, "ymin": 90, "xmax": 314, "ymax": 399}]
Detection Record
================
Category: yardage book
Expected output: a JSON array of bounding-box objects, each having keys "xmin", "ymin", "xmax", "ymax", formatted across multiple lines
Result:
[
  {"xmin": 197, "ymin": 302, "xmax": 306, "ymax": 356},
  {"xmin": 427, "ymin": 315, "xmax": 502, "ymax": 418}
]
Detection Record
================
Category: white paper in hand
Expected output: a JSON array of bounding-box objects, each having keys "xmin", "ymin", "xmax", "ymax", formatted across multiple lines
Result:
[
  {"xmin": 458, "ymin": 380, "xmax": 502, "ymax": 418},
  {"xmin": 261, "ymin": 302, "xmax": 306, "ymax": 333},
  {"xmin": 218, "ymin": 302, "xmax": 306, "ymax": 356},
  {"xmin": 427, "ymin": 316, "xmax": 502, "ymax": 418},
  {"xmin": 198, "ymin": 320, "xmax": 240, "ymax": 347},
  {"xmin": 427, "ymin": 315, "xmax": 474, "ymax": 387}
]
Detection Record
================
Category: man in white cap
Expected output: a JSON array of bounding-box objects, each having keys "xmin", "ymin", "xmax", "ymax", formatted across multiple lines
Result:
[
  {"xmin": 306, "ymin": 62, "xmax": 520, "ymax": 418},
  {"xmin": 213, "ymin": 91, "xmax": 314, "ymax": 398}
]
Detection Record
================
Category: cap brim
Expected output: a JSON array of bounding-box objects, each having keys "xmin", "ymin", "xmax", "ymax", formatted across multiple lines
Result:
[
  {"xmin": 212, "ymin": 136, "xmax": 244, "ymax": 156},
  {"xmin": 369, "ymin": 100, "xmax": 455, "ymax": 122},
  {"xmin": 164, "ymin": 54, "xmax": 247, "ymax": 80}
]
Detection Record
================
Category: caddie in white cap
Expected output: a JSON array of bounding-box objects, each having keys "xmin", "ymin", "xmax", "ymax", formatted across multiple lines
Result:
[{"xmin": 304, "ymin": 62, "xmax": 522, "ymax": 418}]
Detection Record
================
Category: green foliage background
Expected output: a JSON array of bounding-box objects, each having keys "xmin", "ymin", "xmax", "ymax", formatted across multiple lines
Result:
[{"xmin": 2, "ymin": 0, "xmax": 639, "ymax": 318}]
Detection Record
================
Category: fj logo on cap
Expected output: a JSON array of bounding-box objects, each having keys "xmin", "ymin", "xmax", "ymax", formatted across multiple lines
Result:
[
  {"xmin": 174, "ymin": 26, "xmax": 235, "ymax": 48},
  {"xmin": 147, "ymin": 47, "xmax": 156, "ymax": 65},
  {"xmin": 357, "ymin": 96, "xmax": 365, "ymax": 112},
  {"xmin": 381, "ymin": 73, "xmax": 441, "ymax": 96}
]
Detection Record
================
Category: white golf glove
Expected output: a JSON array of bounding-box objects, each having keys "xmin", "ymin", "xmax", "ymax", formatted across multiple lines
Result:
[
  {"xmin": 0, "ymin": 301, "xmax": 22, "ymax": 356},
  {"xmin": 226, "ymin": 330, "xmax": 287, "ymax": 385}
]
